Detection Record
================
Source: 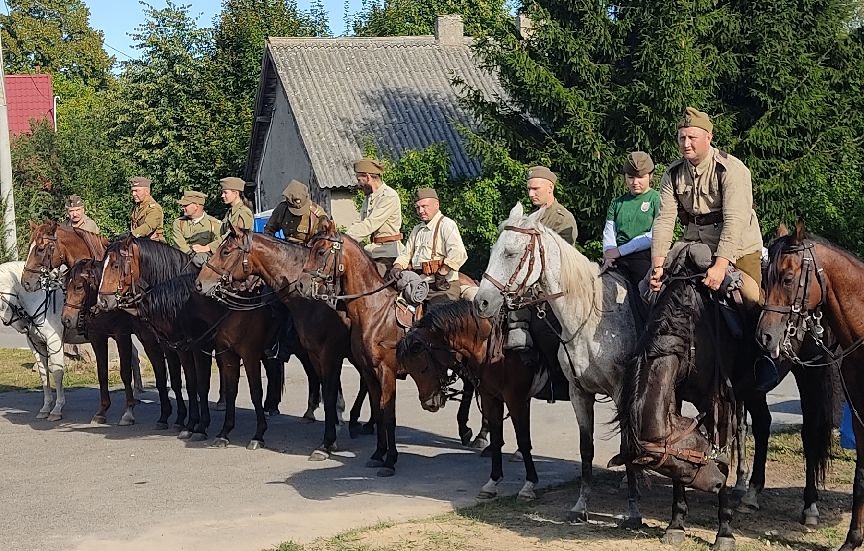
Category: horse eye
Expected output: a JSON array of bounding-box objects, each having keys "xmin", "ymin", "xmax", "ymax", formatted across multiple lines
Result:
[
  {"xmin": 318, "ymin": 249, "xmax": 325, "ymax": 256},
  {"xmin": 221, "ymin": 248, "xmax": 229, "ymax": 257}
]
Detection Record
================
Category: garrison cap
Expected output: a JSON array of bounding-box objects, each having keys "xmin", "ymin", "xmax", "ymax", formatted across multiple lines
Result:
[
  {"xmin": 623, "ymin": 151, "xmax": 655, "ymax": 177},
  {"xmin": 220, "ymin": 177, "xmax": 246, "ymax": 192},
  {"xmin": 413, "ymin": 188, "xmax": 439, "ymax": 202},
  {"xmin": 353, "ymin": 158, "xmax": 384, "ymax": 175},
  {"xmin": 177, "ymin": 190, "xmax": 206, "ymax": 206},
  {"xmin": 526, "ymin": 165, "xmax": 557, "ymax": 185},
  {"xmin": 65, "ymin": 195, "xmax": 84, "ymax": 209},
  {"xmin": 282, "ymin": 179, "xmax": 311, "ymax": 216},
  {"xmin": 129, "ymin": 176, "xmax": 152, "ymax": 189},
  {"xmin": 678, "ymin": 107, "xmax": 713, "ymax": 133}
]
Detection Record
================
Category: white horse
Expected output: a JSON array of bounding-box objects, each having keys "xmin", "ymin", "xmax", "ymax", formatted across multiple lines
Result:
[
  {"xmin": 474, "ymin": 202, "xmax": 643, "ymax": 524},
  {"xmin": 0, "ymin": 261, "xmax": 66, "ymax": 420}
]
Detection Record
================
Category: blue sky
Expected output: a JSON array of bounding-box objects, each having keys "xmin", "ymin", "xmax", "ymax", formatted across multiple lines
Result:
[{"xmin": 83, "ymin": 0, "xmax": 362, "ymax": 61}]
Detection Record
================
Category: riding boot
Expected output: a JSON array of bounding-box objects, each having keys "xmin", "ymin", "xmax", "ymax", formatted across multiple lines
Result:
[{"xmin": 505, "ymin": 308, "xmax": 533, "ymax": 351}]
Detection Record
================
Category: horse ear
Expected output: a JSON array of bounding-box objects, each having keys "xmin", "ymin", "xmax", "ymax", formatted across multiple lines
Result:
[
  {"xmin": 323, "ymin": 218, "xmax": 337, "ymax": 235},
  {"xmin": 29, "ymin": 220, "xmax": 36, "ymax": 232},
  {"xmin": 793, "ymin": 219, "xmax": 806, "ymax": 243},
  {"xmin": 508, "ymin": 202, "xmax": 524, "ymax": 220},
  {"xmin": 775, "ymin": 224, "xmax": 789, "ymax": 238}
]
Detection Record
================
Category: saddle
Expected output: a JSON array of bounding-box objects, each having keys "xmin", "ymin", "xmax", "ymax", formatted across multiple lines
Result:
[{"xmin": 395, "ymin": 298, "xmax": 424, "ymax": 329}]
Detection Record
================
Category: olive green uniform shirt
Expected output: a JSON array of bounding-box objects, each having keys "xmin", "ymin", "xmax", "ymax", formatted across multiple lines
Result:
[
  {"xmin": 536, "ymin": 200, "xmax": 578, "ymax": 245},
  {"xmin": 264, "ymin": 200, "xmax": 329, "ymax": 244},
  {"xmin": 172, "ymin": 213, "xmax": 221, "ymax": 253},
  {"xmin": 210, "ymin": 200, "xmax": 254, "ymax": 253},
  {"xmin": 346, "ymin": 183, "xmax": 405, "ymax": 259},
  {"xmin": 651, "ymin": 147, "xmax": 763, "ymax": 262},
  {"xmin": 64, "ymin": 215, "xmax": 100, "ymax": 235},
  {"xmin": 130, "ymin": 200, "xmax": 165, "ymax": 241}
]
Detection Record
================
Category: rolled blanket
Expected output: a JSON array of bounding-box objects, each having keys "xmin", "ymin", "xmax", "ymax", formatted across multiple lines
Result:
[{"xmin": 395, "ymin": 270, "xmax": 429, "ymax": 305}]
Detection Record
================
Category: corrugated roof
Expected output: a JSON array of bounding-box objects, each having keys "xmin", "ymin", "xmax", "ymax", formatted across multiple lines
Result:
[
  {"xmin": 254, "ymin": 36, "xmax": 504, "ymax": 189},
  {"xmin": 5, "ymin": 74, "xmax": 54, "ymax": 136}
]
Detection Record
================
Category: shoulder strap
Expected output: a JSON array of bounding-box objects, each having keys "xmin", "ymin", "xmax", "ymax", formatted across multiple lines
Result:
[{"xmin": 430, "ymin": 216, "xmax": 444, "ymax": 259}]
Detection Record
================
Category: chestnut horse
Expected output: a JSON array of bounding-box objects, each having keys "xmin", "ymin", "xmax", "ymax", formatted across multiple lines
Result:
[{"xmin": 758, "ymin": 222, "xmax": 864, "ymax": 551}]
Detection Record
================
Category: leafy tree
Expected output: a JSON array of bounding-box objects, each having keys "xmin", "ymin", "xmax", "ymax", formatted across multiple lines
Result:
[
  {"xmin": 351, "ymin": 0, "xmax": 507, "ymax": 37},
  {"xmin": 0, "ymin": 0, "xmax": 115, "ymax": 91}
]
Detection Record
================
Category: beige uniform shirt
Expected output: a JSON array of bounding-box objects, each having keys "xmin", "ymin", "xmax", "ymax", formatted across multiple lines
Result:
[
  {"xmin": 651, "ymin": 147, "xmax": 763, "ymax": 262},
  {"xmin": 64, "ymin": 215, "xmax": 100, "ymax": 235},
  {"xmin": 346, "ymin": 183, "xmax": 405, "ymax": 259},
  {"xmin": 210, "ymin": 200, "xmax": 254, "ymax": 253},
  {"xmin": 172, "ymin": 213, "xmax": 221, "ymax": 253},
  {"xmin": 395, "ymin": 211, "xmax": 467, "ymax": 282},
  {"xmin": 130, "ymin": 200, "xmax": 165, "ymax": 241},
  {"xmin": 536, "ymin": 200, "xmax": 578, "ymax": 246}
]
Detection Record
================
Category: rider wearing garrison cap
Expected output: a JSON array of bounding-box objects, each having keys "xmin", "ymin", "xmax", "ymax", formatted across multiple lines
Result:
[
  {"xmin": 346, "ymin": 158, "xmax": 405, "ymax": 274},
  {"xmin": 129, "ymin": 176, "xmax": 165, "ymax": 242}
]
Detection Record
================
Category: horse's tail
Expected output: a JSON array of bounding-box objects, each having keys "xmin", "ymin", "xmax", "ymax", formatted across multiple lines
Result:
[{"xmin": 797, "ymin": 361, "xmax": 834, "ymax": 487}]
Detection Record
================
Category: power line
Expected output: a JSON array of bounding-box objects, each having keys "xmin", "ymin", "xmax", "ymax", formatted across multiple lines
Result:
[{"xmin": 103, "ymin": 42, "xmax": 135, "ymax": 60}]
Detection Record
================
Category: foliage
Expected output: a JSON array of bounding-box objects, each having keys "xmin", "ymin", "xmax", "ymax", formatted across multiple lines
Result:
[{"xmin": 350, "ymin": 0, "xmax": 507, "ymax": 37}]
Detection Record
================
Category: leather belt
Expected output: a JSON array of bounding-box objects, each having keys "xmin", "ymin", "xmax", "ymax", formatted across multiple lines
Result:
[{"xmin": 372, "ymin": 233, "xmax": 403, "ymax": 244}]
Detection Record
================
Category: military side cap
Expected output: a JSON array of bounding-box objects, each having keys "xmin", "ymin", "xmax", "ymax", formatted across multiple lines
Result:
[
  {"xmin": 526, "ymin": 165, "xmax": 557, "ymax": 185},
  {"xmin": 220, "ymin": 177, "xmax": 246, "ymax": 191},
  {"xmin": 65, "ymin": 195, "xmax": 84, "ymax": 209},
  {"xmin": 353, "ymin": 158, "xmax": 384, "ymax": 175},
  {"xmin": 414, "ymin": 188, "xmax": 439, "ymax": 202},
  {"xmin": 677, "ymin": 107, "xmax": 713, "ymax": 133},
  {"xmin": 282, "ymin": 179, "xmax": 311, "ymax": 216},
  {"xmin": 130, "ymin": 176, "xmax": 152, "ymax": 189},
  {"xmin": 177, "ymin": 190, "xmax": 206, "ymax": 206},
  {"xmin": 623, "ymin": 151, "xmax": 655, "ymax": 177}
]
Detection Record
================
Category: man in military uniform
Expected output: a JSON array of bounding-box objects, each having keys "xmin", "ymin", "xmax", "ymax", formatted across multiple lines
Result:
[
  {"xmin": 129, "ymin": 176, "xmax": 165, "ymax": 241},
  {"xmin": 211, "ymin": 177, "xmax": 254, "ymax": 253},
  {"xmin": 346, "ymin": 158, "xmax": 404, "ymax": 273},
  {"xmin": 391, "ymin": 188, "xmax": 467, "ymax": 305},
  {"xmin": 63, "ymin": 195, "xmax": 100, "ymax": 234},
  {"xmin": 264, "ymin": 179, "xmax": 329, "ymax": 244},
  {"xmin": 172, "ymin": 190, "xmax": 221, "ymax": 267},
  {"xmin": 527, "ymin": 165, "xmax": 578, "ymax": 245}
]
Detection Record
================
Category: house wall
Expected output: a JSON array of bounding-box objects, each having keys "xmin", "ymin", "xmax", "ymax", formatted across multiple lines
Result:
[{"xmin": 330, "ymin": 190, "xmax": 360, "ymax": 229}]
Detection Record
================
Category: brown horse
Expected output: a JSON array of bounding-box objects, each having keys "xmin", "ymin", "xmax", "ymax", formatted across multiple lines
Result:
[
  {"xmin": 22, "ymin": 221, "xmax": 185, "ymax": 429},
  {"xmin": 758, "ymin": 222, "xmax": 864, "ymax": 551}
]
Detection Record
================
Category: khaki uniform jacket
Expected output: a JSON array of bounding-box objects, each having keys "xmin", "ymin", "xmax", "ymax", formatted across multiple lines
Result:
[
  {"xmin": 264, "ymin": 200, "xmax": 329, "ymax": 244},
  {"xmin": 210, "ymin": 200, "xmax": 254, "ymax": 254},
  {"xmin": 651, "ymin": 147, "xmax": 763, "ymax": 262},
  {"xmin": 537, "ymin": 200, "xmax": 578, "ymax": 245},
  {"xmin": 172, "ymin": 213, "xmax": 221, "ymax": 254},
  {"xmin": 64, "ymin": 215, "xmax": 100, "ymax": 235},
  {"xmin": 346, "ymin": 183, "xmax": 405, "ymax": 259},
  {"xmin": 130, "ymin": 200, "xmax": 165, "ymax": 241},
  {"xmin": 395, "ymin": 211, "xmax": 467, "ymax": 282}
]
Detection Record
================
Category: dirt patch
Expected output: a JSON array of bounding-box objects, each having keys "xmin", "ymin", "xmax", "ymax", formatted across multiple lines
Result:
[{"xmin": 274, "ymin": 431, "xmax": 856, "ymax": 551}]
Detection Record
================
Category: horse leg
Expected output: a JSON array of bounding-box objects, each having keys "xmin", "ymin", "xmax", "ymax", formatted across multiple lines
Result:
[
  {"xmin": 734, "ymin": 399, "xmax": 749, "ymax": 492},
  {"xmin": 178, "ymin": 350, "xmax": 199, "ymax": 439},
  {"xmin": 713, "ymin": 465, "xmax": 736, "ymax": 550},
  {"xmin": 363, "ymin": 372, "xmax": 387, "ymax": 467},
  {"xmin": 795, "ymin": 364, "xmax": 832, "ymax": 526},
  {"xmin": 130, "ymin": 341, "xmax": 144, "ymax": 398},
  {"xmin": 262, "ymin": 358, "xmax": 283, "ymax": 416},
  {"xmin": 214, "ymin": 354, "xmax": 226, "ymax": 411},
  {"xmin": 661, "ymin": 480, "xmax": 689, "ymax": 545},
  {"xmin": 457, "ymin": 377, "xmax": 475, "ymax": 446},
  {"xmin": 300, "ymin": 352, "xmax": 320, "ymax": 422},
  {"xmin": 165, "ymin": 348, "xmax": 187, "ymax": 429},
  {"xmin": 34, "ymin": 346, "xmax": 53, "ymax": 419},
  {"xmin": 90, "ymin": 336, "xmax": 111, "ymax": 424},
  {"xmin": 244, "ymin": 352, "xmax": 267, "ymax": 450},
  {"xmin": 377, "ymin": 369, "xmax": 399, "ymax": 477},
  {"xmin": 477, "ymin": 393, "xmax": 505, "ymax": 500},
  {"xmin": 310, "ymin": 358, "xmax": 341, "ymax": 461},
  {"xmin": 567, "ymin": 390, "xmax": 596, "ymax": 523},
  {"xmin": 213, "ymin": 350, "xmax": 240, "ymax": 448},
  {"xmin": 473, "ymin": 415, "xmax": 490, "ymax": 451},
  {"xmin": 350, "ymin": 376, "xmax": 371, "ymax": 438},
  {"xmin": 739, "ymin": 391, "xmax": 770, "ymax": 513},
  {"xmin": 115, "ymin": 334, "xmax": 137, "ymax": 426},
  {"xmin": 140, "ymin": 335, "xmax": 171, "ymax": 429},
  {"xmin": 510, "ymin": 398, "xmax": 537, "ymax": 501},
  {"xmin": 620, "ymin": 464, "xmax": 644, "ymax": 529},
  {"xmin": 839, "ymin": 365, "xmax": 864, "ymax": 551},
  {"xmin": 191, "ymin": 349, "xmax": 212, "ymax": 441}
]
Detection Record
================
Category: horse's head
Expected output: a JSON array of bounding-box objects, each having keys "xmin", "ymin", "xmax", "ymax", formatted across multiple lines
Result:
[
  {"xmin": 62, "ymin": 260, "xmax": 98, "ymax": 330},
  {"xmin": 196, "ymin": 229, "xmax": 252, "ymax": 296},
  {"xmin": 96, "ymin": 235, "xmax": 140, "ymax": 312},
  {"xmin": 296, "ymin": 218, "xmax": 344, "ymax": 301},
  {"xmin": 22, "ymin": 220, "xmax": 61, "ymax": 291},
  {"xmin": 397, "ymin": 325, "xmax": 459, "ymax": 412},
  {"xmin": 758, "ymin": 222, "xmax": 826, "ymax": 359},
  {"xmin": 474, "ymin": 202, "xmax": 545, "ymax": 318}
]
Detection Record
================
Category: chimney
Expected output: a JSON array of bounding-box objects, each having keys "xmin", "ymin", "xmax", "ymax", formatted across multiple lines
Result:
[
  {"xmin": 513, "ymin": 14, "xmax": 533, "ymax": 40},
  {"xmin": 434, "ymin": 15, "xmax": 464, "ymax": 46}
]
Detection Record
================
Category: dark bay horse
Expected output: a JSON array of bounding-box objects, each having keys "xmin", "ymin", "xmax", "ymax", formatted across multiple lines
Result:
[
  {"xmin": 22, "ymin": 221, "xmax": 185, "ymax": 429},
  {"xmin": 758, "ymin": 222, "xmax": 864, "ymax": 551},
  {"xmin": 614, "ymin": 270, "xmax": 746, "ymax": 550},
  {"xmin": 96, "ymin": 236, "xmax": 285, "ymax": 448}
]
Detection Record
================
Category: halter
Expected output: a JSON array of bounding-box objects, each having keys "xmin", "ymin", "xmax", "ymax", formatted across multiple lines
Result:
[
  {"xmin": 205, "ymin": 233, "xmax": 253, "ymax": 288},
  {"xmin": 205, "ymin": 233, "xmax": 294, "ymax": 310},
  {"xmin": 23, "ymin": 233, "xmax": 61, "ymax": 289},
  {"xmin": 99, "ymin": 243, "xmax": 148, "ymax": 307},
  {"xmin": 304, "ymin": 233, "xmax": 396, "ymax": 305},
  {"xmin": 482, "ymin": 226, "xmax": 564, "ymax": 311}
]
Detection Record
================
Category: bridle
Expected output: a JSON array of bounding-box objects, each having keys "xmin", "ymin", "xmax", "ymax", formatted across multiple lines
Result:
[
  {"xmin": 99, "ymin": 243, "xmax": 147, "ymax": 307},
  {"xmin": 204, "ymin": 232, "xmax": 292, "ymax": 310},
  {"xmin": 304, "ymin": 233, "xmax": 396, "ymax": 305},
  {"xmin": 23, "ymin": 233, "xmax": 63, "ymax": 290}
]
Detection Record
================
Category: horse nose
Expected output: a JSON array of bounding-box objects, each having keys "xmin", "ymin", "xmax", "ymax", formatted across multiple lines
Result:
[
  {"xmin": 759, "ymin": 331, "xmax": 774, "ymax": 350},
  {"xmin": 476, "ymin": 297, "xmax": 489, "ymax": 313},
  {"xmin": 195, "ymin": 280, "xmax": 203, "ymax": 292},
  {"xmin": 61, "ymin": 317, "xmax": 71, "ymax": 328}
]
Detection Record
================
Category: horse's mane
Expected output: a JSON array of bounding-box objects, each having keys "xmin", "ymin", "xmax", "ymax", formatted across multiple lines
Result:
[
  {"xmin": 414, "ymin": 300, "xmax": 485, "ymax": 342},
  {"xmin": 253, "ymin": 232, "xmax": 308, "ymax": 263},
  {"xmin": 615, "ymin": 276, "xmax": 705, "ymax": 453},
  {"xmin": 0, "ymin": 260, "xmax": 24, "ymax": 291},
  {"xmin": 767, "ymin": 232, "xmax": 864, "ymax": 290},
  {"xmin": 106, "ymin": 238, "xmax": 197, "ymax": 285},
  {"xmin": 140, "ymin": 273, "xmax": 196, "ymax": 325}
]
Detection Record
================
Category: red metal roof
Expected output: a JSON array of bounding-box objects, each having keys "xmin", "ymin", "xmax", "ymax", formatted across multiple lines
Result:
[{"xmin": 5, "ymin": 74, "xmax": 54, "ymax": 136}]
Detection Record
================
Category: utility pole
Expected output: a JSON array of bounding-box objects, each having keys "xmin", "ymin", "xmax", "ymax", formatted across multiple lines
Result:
[{"xmin": 0, "ymin": 33, "xmax": 18, "ymax": 260}]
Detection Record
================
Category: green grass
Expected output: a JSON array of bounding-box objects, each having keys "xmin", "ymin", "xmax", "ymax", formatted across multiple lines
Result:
[{"xmin": 0, "ymin": 347, "xmax": 155, "ymax": 391}]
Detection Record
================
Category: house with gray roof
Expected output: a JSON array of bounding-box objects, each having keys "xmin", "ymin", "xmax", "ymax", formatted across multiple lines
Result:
[{"xmin": 245, "ymin": 15, "xmax": 506, "ymax": 227}]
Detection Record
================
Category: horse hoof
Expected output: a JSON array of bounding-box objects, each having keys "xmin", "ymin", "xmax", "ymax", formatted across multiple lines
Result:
[
  {"xmin": 510, "ymin": 450, "xmax": 524, "ymax": 462},
  {"xmin": 154, "ymin": 422, "xmax": 169, "ymax": 430},
  {"xmin": 365, "ymin": 458, "xmax": 386, "ymax": 468},
  {"xmin": 712, "ymin": 536, "xmax": 736, "ymax": 551},
  {"xmin": 480, "ymin": 446, "xmax": 493, "ymax": 458},
  {"xmin": 177, "ymin": 430, "xmax": 193, "ymax": 440},
  {"xmin": 477, "ymin": 490, "xmax": 498, "ymax": 501},
  {"xmin": 460, "ymin": 428, "xmax": 474, "ymax": 446},
  {"xmin": 361, "ymin": 422, "xmax": 375, "ymax": 435},
  {"xmin": 247, "ymin": 440, "xmax": 264, "ymax": 451},
  {"xmin": 214, "ymin": 401, "xmax": 226, "ymax": 412},
  {"xmin": 47, "ymin": 413, "xmax": 62, "ymax": 422},
  {"xmin": 567, "ymin": 510, "xmax": 588, "ymax": 524},
  {"xmin": 118, "ymin": 415, "xmax": 135, "ymax": 427},
  {"xmin": 267, "ymin": 408, "xmax": 280, "ymax": 417},
  {"xmin": 308, "ymin": 449, "xmax": 330, "ymax": 461},
  {"xmin": 376, "ymin": 467, "xmax": 395, "ymax": 477},
  {"xmin": 300, "ymin": 412, "xmax": 316, "ymax": 423},
  {"xmin": 470, "ymin": 436, "xmax": 489, "ymax": 450},
  {"xmin": 189, "ymin": 432, "xmax": 207, "ymax": 442},
  {"xmin": 36, "ymin": 411, "xmax": 49, "ymax": 419},
  {"xmin": 517, "ymin": 489, "xmax": 536, "ymax": 502},
  {"xmin": 212, "ymin": 437, "xmax": 229, "ymax": 448},
  {"xmin": 620, "ymin": 516, "xmax": 645, "ymax": 530},
  {"xmin": 801, "ymin": 512, "xmax": 819, "ymax": 526},
  {"xmin": 91, "ymin": 415, "xmax": 107, "ymax": 425},
  {"xmin": 173, "ymin": 423, "xmax": 186, "ymax": 431},
  {"xmin": 662, "ymin": 529, "xmax": 686, "ymax": 546}
]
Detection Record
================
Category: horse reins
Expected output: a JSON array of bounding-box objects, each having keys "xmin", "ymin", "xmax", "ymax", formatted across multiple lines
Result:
[{"xmin": 305, "ymin": 233, "xmax": 396, "ymax": 305}]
